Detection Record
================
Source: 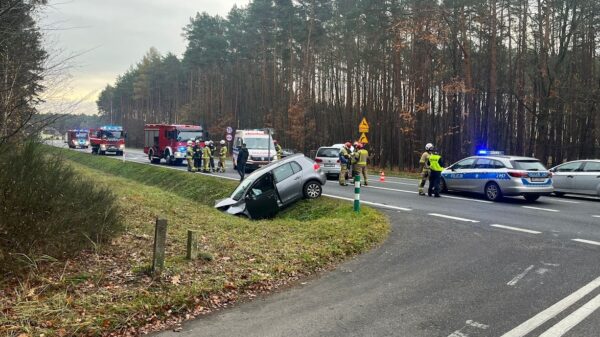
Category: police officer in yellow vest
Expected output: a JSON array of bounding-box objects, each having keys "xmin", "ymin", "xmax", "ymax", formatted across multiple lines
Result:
[
  {"xmin": 427, "ymin": 148, "xmax": 445, "ymax": 197},
  {"xmin": 355, "ymin": 142, "xmax": 369, "ymax": 186},
  {"xmin": 218, "ymin": 140, "xmax": 228, "ymax": 173},
  {"xmin": 418, "ymin": 143, "xmax": 434, "ymax": 195},
  {"xmin": 186, "ymin": 140, "xmax": 195, "ymax": 172}
]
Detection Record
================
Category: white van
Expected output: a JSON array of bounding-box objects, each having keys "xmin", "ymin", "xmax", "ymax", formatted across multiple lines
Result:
[{"xmin": 232, "ymin": 129, "xmax": 277, "ymax": 171}]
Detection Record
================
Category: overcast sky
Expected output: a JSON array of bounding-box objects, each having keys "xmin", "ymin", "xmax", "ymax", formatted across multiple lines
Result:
[{"xmin": 39, "ymin": 0, "xmax": 248, "ymax": 115}]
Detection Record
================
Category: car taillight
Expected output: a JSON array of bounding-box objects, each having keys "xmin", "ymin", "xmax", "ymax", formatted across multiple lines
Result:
[
  {"xmin": 313, "ymin": 163, "xmax": 320, "ymax": 171},
  {"xmin": 337, "ymin": 159, "xmax": 340, "ymax": 163},
  {"xmin": 508, "ymin": 171, "xmax": 528, "ymax": 178},
  {"xmin": 315, "ymin": 158, "xmax": 323, "ymax": 163}
]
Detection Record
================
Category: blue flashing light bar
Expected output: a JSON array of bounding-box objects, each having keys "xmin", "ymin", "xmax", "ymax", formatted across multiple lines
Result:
[{"xmin": 477, "ymin": 149, "xmax": 504, "ymax": 156}]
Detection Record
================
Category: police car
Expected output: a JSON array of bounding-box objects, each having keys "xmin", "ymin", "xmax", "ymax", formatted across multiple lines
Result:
[{"xmin": 440, "ymin": 151, "xmax": 553, "ymax": 202}]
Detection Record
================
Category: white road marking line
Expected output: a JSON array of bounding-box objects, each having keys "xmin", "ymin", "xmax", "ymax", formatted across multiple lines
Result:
[
  {"xmin": 323, "ymin": 194, "xmax": 411, "ymax": 211},
  {"xmin": 366, "ymin": 185, "xmax": 493, "ymax": 204},
  {"xmin": 372, "ymin": 180, "xmax": 416, "ymax": 186},
  {"xmin": 490, "ymin": 224, "xmax": 542, "ymax": 235},
  {"xmin": 538, "ymin": 293, "xmax": 600, "ymax": 337},
  {"xmin": 507, "ymin": 265, "xmax": 535, "ymax": 286},
  {"xmin": 549, "ymin": 198, "xmax": 580, "ymax": 204},
  {"xmin": 521, "ymin": 206, "xmax": 559, "ymax": 212},
  {"xmin": 592, "ymin": 215, "xmax": 600, "ymax": 218},
  {"xmin": 465, "ymin": 320, "xmax": 489, "ymax": 329},
  {"xmin": 500, "ymin": 276, "xmax": 600, "ymax": 337},
  {"xmin": 571, "ymin": 238, "xmax": 600, "ymax": 246},
  {"xmin": 428, "ymin": 213, "xmax": 480, "ymax": 223}
]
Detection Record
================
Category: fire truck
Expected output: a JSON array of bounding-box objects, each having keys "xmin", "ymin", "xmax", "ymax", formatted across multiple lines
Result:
[
  {"xmin": 66, "ymin": 129, "xmax": 90, "ymax": 149},
  {"xmin": 89, "ymin": 125, "xmax": 126, "ymax": 156},
  {"xmin": 143, "ymin": 124, "xmax": 206, "ymax": 165}
]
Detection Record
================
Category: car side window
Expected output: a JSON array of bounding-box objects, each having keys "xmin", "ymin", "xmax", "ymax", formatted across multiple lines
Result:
[
  {"xmin": 454, "ymin": 158, "xmax": 476, "ymax": 170},
  {"xmin": 474, "ymin": 158, "xmax": 492, "ymax": 169},
  {"xmin": 273, "ymin": 163, "xmax": 295, "ymax": 183},
  {"xmin": 492, "ymin": 160, "xmax": 505, "ymax": 169},
  {"xmin": 556, "ymin": 162, "xmax": 583, "ymax": 172},
  {"xmin": 291, "ymin": 161, "xmax": 302, "ymax": 174},
  {"xmin": 250, "ymin": 174, "xmax": 274, "ymax": 196},
  {"xmin": 583, "ymin": 162, "xmax": 600, "ymax": 172}
]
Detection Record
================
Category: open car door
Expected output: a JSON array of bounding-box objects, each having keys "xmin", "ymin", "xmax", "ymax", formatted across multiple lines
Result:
[{"xmin": 245, "ymin": 172, "xmax": 279, "ymax": 219}]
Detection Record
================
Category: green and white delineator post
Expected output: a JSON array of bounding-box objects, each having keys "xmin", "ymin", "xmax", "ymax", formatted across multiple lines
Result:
[{"xmin": 354, "ymin": 174, "xmax": 361, "ymax": 213}]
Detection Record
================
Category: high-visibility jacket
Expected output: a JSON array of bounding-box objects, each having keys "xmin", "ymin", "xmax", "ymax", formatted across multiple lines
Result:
[
  {"xmin": 220, "ymin": 146, "xmax": 228, "ymax": 159},
  {"xmin": 202, "ymin": 146, "xmax": 211, "ymax": 159},
  {"xmin": 339, "ymin": 147, "xmax": 350, "ymax": 164},
  {"xmin": 429, "ymin": 154, "xmax": 444, "ymax": 172},
  {"xmin": 186, "ymin": 146, "xmax": 194, "ymax": 158},
  {"xmin": 275, "ymin": 144, "xmax": 283, "ymax": 159},
  {"xmin": 356, "ymin": 149, "xmax": 368, "ymax": 167}
]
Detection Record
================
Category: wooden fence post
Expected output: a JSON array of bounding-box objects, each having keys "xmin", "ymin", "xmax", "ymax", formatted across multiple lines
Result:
[
  {"xmin": 152, "ymin": 217, "xmax": 168, "ymax": 274},
  {"xmin": 186, "ymin": 230, "xmax": 198, "ymax": 260}
]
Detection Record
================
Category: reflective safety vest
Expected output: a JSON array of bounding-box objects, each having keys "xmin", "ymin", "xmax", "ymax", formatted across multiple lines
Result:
[
  {"xmin": 356, "ymin": 149, "xmax": 368, "ymax": 166},
  {"xmin": 429, "ymin": 154, "xmax": 443, "ymax": 172}
]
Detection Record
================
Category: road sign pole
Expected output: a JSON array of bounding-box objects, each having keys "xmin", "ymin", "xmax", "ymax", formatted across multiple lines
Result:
[{"xmin": 354, "ymin": 175, "xmax": 361, "ymax": 213}]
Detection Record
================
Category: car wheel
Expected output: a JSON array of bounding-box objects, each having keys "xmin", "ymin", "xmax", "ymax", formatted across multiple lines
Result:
[
  {"xmin": 554, "ymin": 191, "xmax": 565, "ymax": 197},
  {"xmin": 484, "ymin": 182, "xmax": 503, "ymax": 201},
  {"xmin": 524, "ymin": 194, "xmax": 540, "ymax": 202},
  {"xmin": 440, "ymin": 178, "xmax": 448, "ymax": 193},
  {"xmin": 303, "ymin": 181, "xmax": 322, "ymax": 199}
]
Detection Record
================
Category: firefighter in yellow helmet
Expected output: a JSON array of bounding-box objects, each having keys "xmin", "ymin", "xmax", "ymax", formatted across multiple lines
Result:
[
  {"xmin": 218, "ymin": 140, "xmax": 228, "ymax": 173},
  {"xmin": 339, "ymin": 142, "xmax": 352, "ymax": 186},
  {"xmin": 418, "ymin": 143, "xmax": 434, "ymax": 195},
  {"xmin": 186, "ymin": 140, "xmax": 195, "ymax": 172},
  {"xmin": 355, "ymin": 142, "xmax": 369, "ymax": 186},
  {"xmin": 202, "ymin": 142, "xmax": 211, "ymax": 173}
]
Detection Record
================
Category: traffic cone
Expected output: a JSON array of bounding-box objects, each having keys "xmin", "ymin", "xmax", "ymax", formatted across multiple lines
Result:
[{"xmin": 379, "ymin": 171, "xmax": 385, "ymax": 182}]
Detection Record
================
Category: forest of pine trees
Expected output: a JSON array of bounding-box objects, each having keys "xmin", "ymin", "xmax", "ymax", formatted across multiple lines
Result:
[{"xmin": 97, "ymin": 0, "xmax": 600, "ymax": 169}]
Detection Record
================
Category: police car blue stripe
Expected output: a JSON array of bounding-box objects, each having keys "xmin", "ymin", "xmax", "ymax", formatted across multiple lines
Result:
[{"xmin": 442, "ymin": 172, "xmax": 511, "ymax": 180}]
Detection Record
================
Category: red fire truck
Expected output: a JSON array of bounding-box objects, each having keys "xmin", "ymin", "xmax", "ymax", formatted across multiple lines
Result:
[
  {"xmin": 66, "ymin": 129, "xmax": 90, "ymax": 149},
  {"xmin": 143, "ymin": 124, "xmax": 206, "ymax": 165},
  {"xmin": 89, "ymin": 125, "xmax": 126, "ymax": 156}
]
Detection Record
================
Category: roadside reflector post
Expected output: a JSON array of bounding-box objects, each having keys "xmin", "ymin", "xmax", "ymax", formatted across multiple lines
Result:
[
  {"xmin": 186, "ymin": 230, "xmax": 198, "ymax": 260},
  {"xmin": 152, "ymin": 217, "xmax": 168, "ymax": 274},
  {"xmin": 354, "ymin": 174, "xmax": 361, "ymax": 213}
]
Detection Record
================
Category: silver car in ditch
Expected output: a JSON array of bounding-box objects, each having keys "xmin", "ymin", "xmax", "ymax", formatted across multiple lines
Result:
[
  {"xmin": 215, "ymin": 154, "xmax": 327, "ymax": 219},
  {"xmin": 441, "ymin": 155, "xmax": 553, "ymax": 202},
  {"xmin": 550, "ymin": 160, "xmax": 600, "ymax": 197}
]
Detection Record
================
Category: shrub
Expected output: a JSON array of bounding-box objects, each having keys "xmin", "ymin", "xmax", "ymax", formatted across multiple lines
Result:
[{"xmin": 0, "ymin": 141, "xmax": 123, "ymax": 273}]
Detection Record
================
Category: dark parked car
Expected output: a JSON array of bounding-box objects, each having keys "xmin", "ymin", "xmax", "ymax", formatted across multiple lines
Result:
[{"xmin": 215, "ymin": 154, "xmax": 327, "ymax": 219}]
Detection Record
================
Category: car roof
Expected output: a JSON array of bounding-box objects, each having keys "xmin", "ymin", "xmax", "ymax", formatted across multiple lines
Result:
[{"xmin": 465, "ymin": 155, "xmax": 541, "ymax": 161}]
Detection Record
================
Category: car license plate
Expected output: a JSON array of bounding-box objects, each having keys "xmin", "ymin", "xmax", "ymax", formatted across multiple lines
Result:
[
  {"xmin": 530, "ymin": 177, "xmax": 545, "ymax": 182},
  {"xmin": 324, "ymin": 163, "xmax": 334, "ymax": 167}
]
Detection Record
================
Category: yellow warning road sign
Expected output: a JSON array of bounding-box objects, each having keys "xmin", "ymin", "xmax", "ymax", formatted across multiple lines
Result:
[
  {"xmin": 359, "ymin": 117, "xmax": 369, "ymax": 133},
  {"xmin": 358, "ymin": 132, "xmax": 369, "ymax": 144}
]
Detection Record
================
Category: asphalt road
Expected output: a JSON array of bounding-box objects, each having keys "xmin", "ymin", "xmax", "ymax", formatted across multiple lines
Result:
[{"xmin": 52, "ymin": 142, "xmax": 600, "ymax": 337}]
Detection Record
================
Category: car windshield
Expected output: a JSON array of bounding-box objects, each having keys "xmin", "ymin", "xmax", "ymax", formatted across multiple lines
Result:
[
  {"xmin": 75, "ymin": 132, "xmax": 88, "ymax": 138},
  {"xmin": 511, "ymin": 160, "xmax": 546, "ymax": 171},
  {"xmin": 232, "ymin": 178, "xmax": 255, "ymax": 201},
  {"xmin": 177, "ymin": 130, "xmax": 203, "ymax": 141},
  {"xmin": 244, "ymin": 137, "xmax": 274, "ymax": 149},
  {"xmin": 316, "ymin": 148, "xmax": 339, "ymax": 158},
  {"xmin": 102, "ymin": 131, "xmax": 123, "ymax": 139}
]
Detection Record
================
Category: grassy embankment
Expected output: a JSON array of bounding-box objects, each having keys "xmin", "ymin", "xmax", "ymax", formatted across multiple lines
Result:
[{"xmin": 1, "ymin": 148, "xmax": 389, "ymax": 336}]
